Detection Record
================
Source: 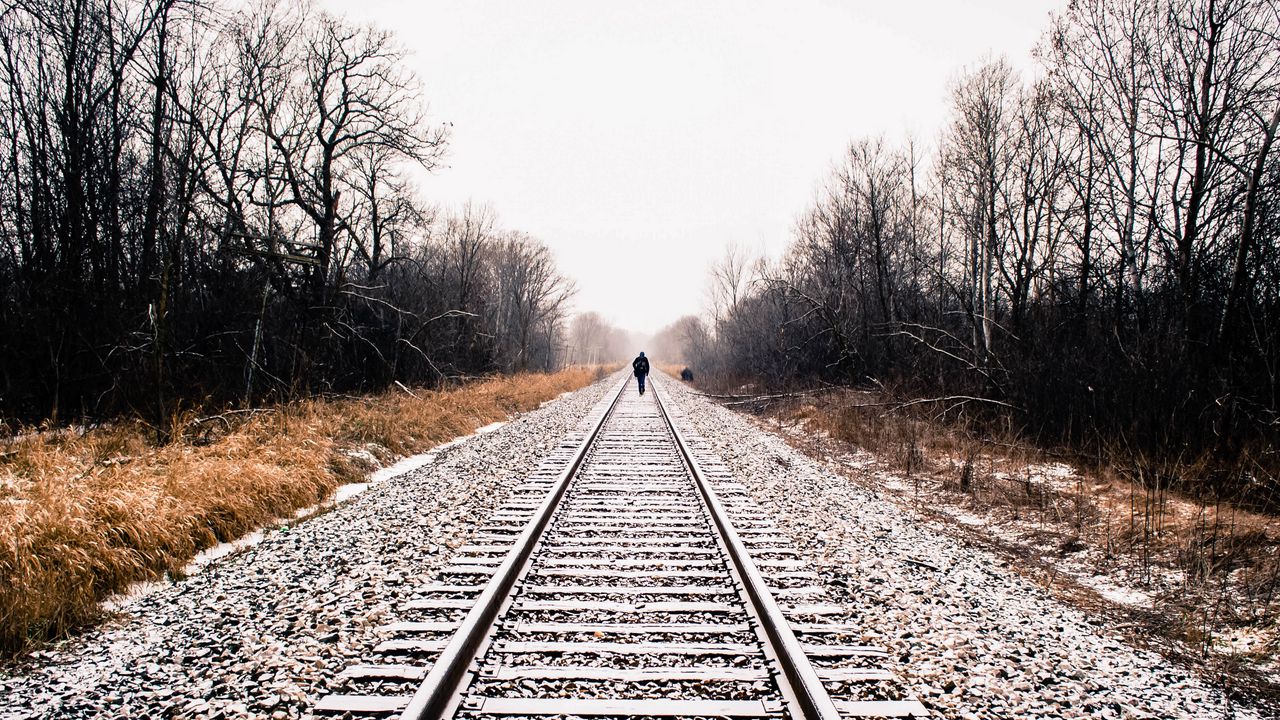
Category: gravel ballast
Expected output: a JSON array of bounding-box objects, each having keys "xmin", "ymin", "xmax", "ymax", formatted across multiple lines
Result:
[
  {"xmin": 0, "ymin": 374, "xmax": 620, "ymax": 720},
  {"xmin": 657, "ymin": 375, "xmax": 1268, "ymax": 720},
  {"xmin": 2, "ymin": 370, "xmax": 1265, "ymax": 719}
]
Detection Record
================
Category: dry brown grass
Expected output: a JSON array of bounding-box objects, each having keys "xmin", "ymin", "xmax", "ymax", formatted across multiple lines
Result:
[
  {"xmin": 759, "ymin": 389, "xmax": 1280, "ymax": 665},
  {"xmin": 0, "ymin": 366, "xmax": 606, "ymax": 656},
  {"xmin": 656, "ymin": 363, "xmax": 685, "ymax": 377}
]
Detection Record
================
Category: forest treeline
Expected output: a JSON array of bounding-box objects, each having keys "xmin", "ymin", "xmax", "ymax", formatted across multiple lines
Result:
[
  {"xmin": 566, "ymin": 312, "xmax": 644, "ymax": 366},
  {"xmin": 0, "ymin": 0, "xmax": 575, "ymax": 433},
  {"xmin": 659, "ymin": 0, "xmax": 1280, "ymax": 498}
]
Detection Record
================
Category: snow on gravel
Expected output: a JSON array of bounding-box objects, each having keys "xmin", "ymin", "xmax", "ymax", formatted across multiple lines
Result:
[
  {"xmin": 833, "ymin": 438, "xmax": 1191, "ymax": 618},
  {"xmin": 0, "ymin": 373, "xmax": 621, "ymax": 720},
  {"xmin": 658, "ymin": 376, "xmax": 1267, "ymax": 720},
  {"xmin": 4, "ymin": 370, "xmax": 1265, "ymax": 720}
]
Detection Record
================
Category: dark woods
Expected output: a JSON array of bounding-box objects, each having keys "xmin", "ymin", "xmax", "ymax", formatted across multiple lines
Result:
[
  {"xmin": 0, "ymin": 0, "xmax": 575, "ymax": 434},
  {"xmin": 666, "ymin": 0, "xmax": 1280, "ymax": 501}
]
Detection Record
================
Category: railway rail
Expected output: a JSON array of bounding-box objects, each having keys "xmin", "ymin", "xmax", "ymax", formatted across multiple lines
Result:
[{"xmin": 315, "ymin": 374, "xmax": 928, "ymax": 719}]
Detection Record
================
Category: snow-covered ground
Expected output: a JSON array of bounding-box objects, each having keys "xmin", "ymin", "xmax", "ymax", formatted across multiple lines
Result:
[
  {"xmin": 838, "ymin": 449, "xmax": 1182, "ymax": 613},
  {"xmin": 100, "ymin": 419, "xmax": 516, "ymax": 616},
  {"xmin": 1, "ymin": 371, "xmax": 1270, "ymax": 719},
  {"xmin": 659, "ymin": 377, "xmax": 1272, "ymax": 719},
  {"xmin": 0, "ymin": 375, "xmax": 619, "ymax": 719}
]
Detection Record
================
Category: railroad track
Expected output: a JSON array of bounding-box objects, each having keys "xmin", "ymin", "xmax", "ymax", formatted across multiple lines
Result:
[{"xmin": 315, "ymin": 374, "xmax": 928, "ymax": 719}]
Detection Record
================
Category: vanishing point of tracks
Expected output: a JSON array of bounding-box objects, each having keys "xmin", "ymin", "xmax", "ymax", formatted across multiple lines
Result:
[{"xmin": 315, "ymin": 375, "xmax": 928, "ymax": 719}]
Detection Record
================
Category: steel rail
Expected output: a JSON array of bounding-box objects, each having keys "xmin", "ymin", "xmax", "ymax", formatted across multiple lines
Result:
[
  {"xmin": 651, "ymin": 376, "xmax": 843, "ymax": 720},
  {"xmin": 397, "ymin": 376, "xmax": 630, "ymax": 720}
]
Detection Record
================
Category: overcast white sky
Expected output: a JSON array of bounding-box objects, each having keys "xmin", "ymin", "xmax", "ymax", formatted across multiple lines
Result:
[{"xmin": 322, "ymin": 0, "xmax": 1066, "ymax": 335}]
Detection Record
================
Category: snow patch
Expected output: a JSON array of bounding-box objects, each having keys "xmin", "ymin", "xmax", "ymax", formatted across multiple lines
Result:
[
  {"xmin": 328, "ymin": 420, "xmax": 506, "ymax": 504},
  {"xmin": 949, "ymin": 511, "xmax": 988, "ymax": 527},
  {"xmin": 540, "ymin": 390, "xmax": 574, "ymax": 408},
  {"xmin": 1077, "ymin": 575, "xmax": 1153, "ymax": 607},
  {"xmin": 99, "ymin": 418, "xmax": 514, "ymax": 613},
  {"xmin": 186, "ymin": 528, "xmax": 269, "ymax": 574}
]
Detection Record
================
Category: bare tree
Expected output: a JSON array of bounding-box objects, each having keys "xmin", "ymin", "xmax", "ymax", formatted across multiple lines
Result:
[
  {"xmin": 707, "ymin": 241, "xmax": 754, "ymax": 332},
  {"xmin": 492, "ymin": 232, "xmax": 576, "ymax": 371},
  {"xmin": 943, "ymin": 57, "xmax": 1018, "ymax": 373},
  {"xmin": 246, "ymin": 2, "xmax": 446, "ymax": 309},
  {"xmin": 568, "ymin": 312, "xmax": 610, "ymax": 365},
  {"xmin": 1047, "ymin": 0, "xmax": 1162, "ymax": 318},
  {"xmin": 696, "ymin": 0, "xmax": 1280, "ymax": 497},
  {"xmin": 0, "ymin": 0, "xmax": 580, "ymax": 428}
]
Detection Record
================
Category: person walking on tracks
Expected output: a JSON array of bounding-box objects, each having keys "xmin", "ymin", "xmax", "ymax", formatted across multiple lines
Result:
[{"xmin": 632, "ymin": 351, "xmax": 651, "ymax": 395}]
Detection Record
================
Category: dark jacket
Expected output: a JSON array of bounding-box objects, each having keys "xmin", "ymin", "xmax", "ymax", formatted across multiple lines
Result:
[{"xmin": 632, "ymin": 356, "xmax": 650, "ymax": 377}]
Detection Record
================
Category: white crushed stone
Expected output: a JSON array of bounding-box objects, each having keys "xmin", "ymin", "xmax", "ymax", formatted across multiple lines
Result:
[
  {"xmin": 4, "ymin": 370, "xmax": 1266, "ymax": 720},
  {"xmin": 0, "ymin": 374, "xmax": 620, "ymax": 720},
  {"xmin": 658, "ymin": 375, "xmax": 1269, "ymax": 720}
]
